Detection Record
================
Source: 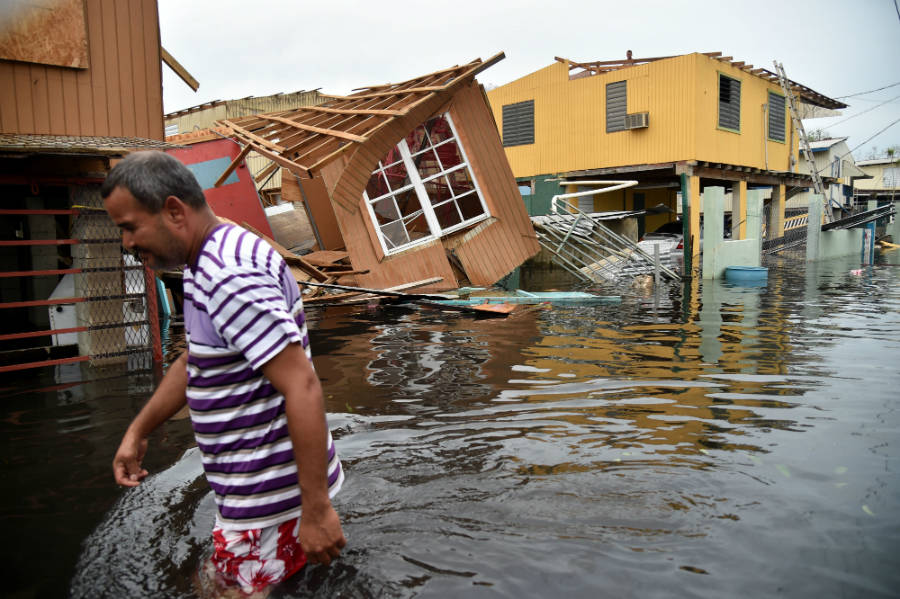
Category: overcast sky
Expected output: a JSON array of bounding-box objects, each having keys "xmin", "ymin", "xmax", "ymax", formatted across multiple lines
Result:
[{"xmin": 158, "ymin": 0, "xmax": 900, "ymax": 159}]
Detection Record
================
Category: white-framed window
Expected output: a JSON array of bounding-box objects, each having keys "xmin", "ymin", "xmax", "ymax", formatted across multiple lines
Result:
[{"xmin": 363, "ymin": 112, "xmax": 490, "ymax": 255}]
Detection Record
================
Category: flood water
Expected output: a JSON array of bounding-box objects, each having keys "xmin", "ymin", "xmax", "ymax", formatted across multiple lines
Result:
[{"xmin": 2, "ymin": 254, "xmax": 899, "ymax": 598}]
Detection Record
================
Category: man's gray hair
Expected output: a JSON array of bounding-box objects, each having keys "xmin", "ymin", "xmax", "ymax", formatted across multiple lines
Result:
[{"xmin": 101, "ymin": 151, "xmax": 206, "ymax": 212}]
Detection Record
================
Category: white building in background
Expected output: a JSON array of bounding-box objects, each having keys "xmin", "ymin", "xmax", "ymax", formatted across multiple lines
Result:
[
  {"xmin": 789, "ymin": 137, "xmax": 869, "ymax": 212},
  {"xmin": 854, "ymin": 157, "xmax": 900, "ymax": 204}
]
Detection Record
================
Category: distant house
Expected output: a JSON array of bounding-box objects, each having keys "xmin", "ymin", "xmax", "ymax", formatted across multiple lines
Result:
[
  {"xmin": 790, "ymin": 137, "xmax": 869, "ymax": 211},
  {"xmin": 164, "ymin": 90, "xmax": 328, "ymax": 203},
  {"xmin": 854, "ymin": 157, "xmax": 900, "ymax": 204},
  {"xmin": 222, "ymin": 53, "xmax": 540, "ymax": 292},
  {"xmin": 486, "ymin": 52, "xmax": 846, "ymax": 273}
]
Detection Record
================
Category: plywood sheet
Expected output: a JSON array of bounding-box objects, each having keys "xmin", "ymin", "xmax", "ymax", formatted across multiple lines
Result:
[{"xmin": 0, "ymin": 0, "xmax": 89, "ymax": 68}]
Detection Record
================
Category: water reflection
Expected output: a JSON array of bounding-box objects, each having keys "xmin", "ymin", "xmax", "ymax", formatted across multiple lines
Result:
[{"xmin": 3, "ymin": 257, "xmax": 899, "ymax": 598}]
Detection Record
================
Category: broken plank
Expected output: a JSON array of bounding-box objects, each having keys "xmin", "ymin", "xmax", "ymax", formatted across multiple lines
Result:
[
  {"xmin": 302, "ymin": 250, "xmax": 350, "ymax": 267},
  {"xmin": 214, "ymin": 143, "xmax": 252, "ymax": 188}
]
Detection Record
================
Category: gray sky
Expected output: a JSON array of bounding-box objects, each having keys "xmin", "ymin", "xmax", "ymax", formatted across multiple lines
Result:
[{"xmin": 158, "ymin": 0, "xmax": 900, "ymax": 159}]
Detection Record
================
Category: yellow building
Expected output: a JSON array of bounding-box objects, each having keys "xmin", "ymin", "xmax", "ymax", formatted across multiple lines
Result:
[{"xmin": 487, "ymin": 52, "xmax": 846, "ymax": 274}]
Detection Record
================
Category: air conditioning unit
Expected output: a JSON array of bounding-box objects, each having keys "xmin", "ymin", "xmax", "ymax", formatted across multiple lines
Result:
[{"xmin": 624, "ymin": 112, "xmax": 649, "ymax": 129}]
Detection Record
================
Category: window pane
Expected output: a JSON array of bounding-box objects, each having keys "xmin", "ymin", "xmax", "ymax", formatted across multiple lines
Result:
[
  {"xmin": 433, "ymin": 199, "xmax": 462, "ymax": 229},
  {"xmin": 380, "ymin": 219, "xmax": 409, "ymax": 249},
  {"xmin": 447, "ymin": 167, "xmax": 475, "ymax": 197},
  {"xmin": 457, "ymin": 192, "xmax": 485, "ymax": 221},
  {"xmin": 413, "ymin": 148, "xmax": 441, "ymax": 179},
  {"xmin": 434, "ymin": 139, "xmax": 463, "ymax": 170},
  {"xmin": 405, "ymin": 125, "xmax": 429, "ymax": 154},
  {"xmin": 427, "ymin": 115, "xmax": 454, "ymax": 145},
  {"xmin": 366, "ymin": 171, "xmax": 389, "ymax": 200},
  {"xmin": 404, "ymin": 212, "xmax": 431, "ymax": 241},
  {"xmin": 371, "ymin": 197, "xmax": 400, "ymax": 225},
  {"xmin": 424, "ymin": 175, "xmax": 452, "ymax": 206},
  {"xmin": 395, "ymin": 188, "xmax": 424, "ymax": 219},
  {"xmin": 383, "ymin": 160, "xmax": 410, "ymax": 191}
]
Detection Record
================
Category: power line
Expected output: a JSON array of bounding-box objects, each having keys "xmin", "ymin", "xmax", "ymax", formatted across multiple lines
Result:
[
  {"xmin": 835, "ymin": 80, "xmax": 900, "ymax": 99},
  {"xmin": 822, "ymin": 93, "xmax": 900, "ymax": 128},
  {"xmin": 847, "ymin": 116, "xmax": 900, "ymax": 156}
]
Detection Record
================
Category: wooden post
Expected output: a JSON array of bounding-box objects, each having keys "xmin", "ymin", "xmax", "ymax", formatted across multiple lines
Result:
[{"xmin": 689, "ymin": 175, "xmax": 701, "ymax": 277}]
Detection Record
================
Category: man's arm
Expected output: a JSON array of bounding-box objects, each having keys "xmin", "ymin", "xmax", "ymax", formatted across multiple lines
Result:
[
  {"xmin": 261, "ymin": 342, "xmax": 346, "ymax": 566},
  {"xmin": 112, "ymin": 350, "xmax": 189, "ymax": 486}
]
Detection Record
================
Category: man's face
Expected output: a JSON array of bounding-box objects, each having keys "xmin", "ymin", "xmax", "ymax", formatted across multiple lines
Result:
[{"xmin": 104, "ymin": 186, "xmax": 187, "ymax": 271}]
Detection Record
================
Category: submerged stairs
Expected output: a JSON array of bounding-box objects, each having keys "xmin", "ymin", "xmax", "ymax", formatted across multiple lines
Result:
[{"xmin": 531, "ymin": 208, "xmax": 681, "ymax": 284}]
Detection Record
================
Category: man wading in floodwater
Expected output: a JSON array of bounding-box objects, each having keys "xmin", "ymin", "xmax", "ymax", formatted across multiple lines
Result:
[{"xmin": 106, "ymin": 151, "xmax": 345, "ymax": 596}]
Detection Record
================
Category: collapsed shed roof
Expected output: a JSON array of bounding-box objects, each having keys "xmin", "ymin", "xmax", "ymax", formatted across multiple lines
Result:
[
  {"xmin": 555, "ymin": 52, "xmax": 847, "ymax": 110},
  {"xmin": 218, "ymin": 53, "xmax": 505, "ymax": 183}
]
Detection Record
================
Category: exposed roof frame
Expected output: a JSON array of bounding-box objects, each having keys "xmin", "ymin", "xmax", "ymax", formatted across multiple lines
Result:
[
  {"xmin": 219, "ymin": 52, "xmax": 505, "ymax": 178},
  {"xmin": 555, "ymin": 52, "xmax": 847, "ymax": 110}
]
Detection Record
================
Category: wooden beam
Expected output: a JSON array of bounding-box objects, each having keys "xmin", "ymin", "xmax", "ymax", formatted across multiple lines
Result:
[
  {"xmin": 298, "ymin": 105, "xmax": 405, "ymax": 117},
  {"xmin": 347, "ymin": 85, "xmax": 449, "ymax": 99},
  {"xmin": 220, "ymin": 120, "xmax": 286, "ymax": 153},
  {"xmin": 160, "ymin": 46, "xmax": 199, "ymax": 91},
  {"xmin": 214, "ymin": 143, "xmax": 252, "ymax": 188},
  {"xmin": 228, "ymin": 135, "xmax": 311, "ymax": 178},
  {"xmin": 260, "ymin": 115, "xmax": 368, "ymax": 143}
]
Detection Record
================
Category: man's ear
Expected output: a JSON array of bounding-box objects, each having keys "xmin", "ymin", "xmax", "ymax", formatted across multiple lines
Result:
[{"xmin": 162, "ymin": 195, "xmax": 187, "ymax": 226}]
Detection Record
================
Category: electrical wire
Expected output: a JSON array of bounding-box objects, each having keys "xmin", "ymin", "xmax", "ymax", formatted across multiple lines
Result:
[
  {"xmin": 835, "ymin": 81, "xmax": 900, "ymax": 99},
  {"xmin": 822, "ymin": 93, "xmax": 900, "ymax": 128}
]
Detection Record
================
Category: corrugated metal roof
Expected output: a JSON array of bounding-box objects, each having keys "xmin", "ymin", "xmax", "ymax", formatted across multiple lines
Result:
[
  {"xmin": 0, "ymin": 133, "xmax": 180, "ymax": 155},
  {"xmin": 808, "ymin": 137, "xmax": 848, "ymax": 150},
  {"xmin": 857, "ymin": 158, "xmax": 900, "ymax": 166}
]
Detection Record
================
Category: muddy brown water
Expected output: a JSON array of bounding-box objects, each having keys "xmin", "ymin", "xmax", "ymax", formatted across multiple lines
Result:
[{"xmin": 2, "ymin": 257, "xmax": 899, "ymax": 598}]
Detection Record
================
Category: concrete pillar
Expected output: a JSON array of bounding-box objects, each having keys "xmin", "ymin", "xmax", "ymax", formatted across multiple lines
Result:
[
  {"xmin": 702, "ymin": 186, "xmax": 725, "ymax": 278},
  {"xmin": 747, "ymin": 189, "xmax": 765, "ymax": 257},
  {"xmin": 731, "ymin": 180, "xmax": 747, "ymax": 240},
  {"xmin": 767, "ymin": 184, "xmax": 785, "ymax": 241},
  {"xmin": 689, "ymin": 175, "xmax": 701, "ymax": 275},
  {"xmin": 806, "ymin": 193, "xmax": 823, "ymax": 262}
]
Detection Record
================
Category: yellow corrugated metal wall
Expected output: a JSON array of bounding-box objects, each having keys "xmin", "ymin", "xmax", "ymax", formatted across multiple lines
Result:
[
  {"xmin": 487, "ymin": 57, "xmax": 699, "ymax": 177},
  {"xmin": 693, "ymin": 55, "xmax": 794, "ymax": 171},
  {"xmin": 488, "ymin": 53, "xmax": 799, "ymax": 178}
]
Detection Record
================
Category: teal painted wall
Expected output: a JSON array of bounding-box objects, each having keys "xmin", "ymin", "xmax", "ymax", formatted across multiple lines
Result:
[
  {"xmin": 702, "ymin": 187, "xmax": 764, "ymax": 279},
  {"xmin": 519, "ymin": 174, "xmax": 559, "ymax": 216}
]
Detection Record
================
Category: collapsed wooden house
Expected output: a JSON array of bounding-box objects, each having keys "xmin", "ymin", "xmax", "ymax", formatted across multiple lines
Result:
[{"xmin": 216, "ymin": 53, "xmax": 540, "ymax": 292}]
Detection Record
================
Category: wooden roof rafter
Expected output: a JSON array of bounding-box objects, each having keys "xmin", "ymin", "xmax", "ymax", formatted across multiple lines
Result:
[{"xmin": 221, "ymin": 52, "xmax": 506, "ymax": 179}]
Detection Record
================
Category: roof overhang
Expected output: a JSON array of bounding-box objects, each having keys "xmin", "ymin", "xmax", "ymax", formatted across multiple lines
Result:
[{"xmin": 0, "ymin": 133, "xmax": 180, "ymax": 157}]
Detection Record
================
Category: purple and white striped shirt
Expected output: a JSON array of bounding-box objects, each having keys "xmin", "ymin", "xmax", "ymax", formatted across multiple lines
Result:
[{"xmin": 183, "ymin": 224, "xmax": 343, "ymax": 530}]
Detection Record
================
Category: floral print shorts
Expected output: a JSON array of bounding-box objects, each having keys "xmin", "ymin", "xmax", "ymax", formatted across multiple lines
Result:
[{"xmin": 208, "ymin": 517, "xmax": 307, "ymax": 595}]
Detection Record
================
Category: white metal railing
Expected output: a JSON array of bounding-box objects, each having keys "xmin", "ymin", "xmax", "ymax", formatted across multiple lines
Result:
[{"xmin": 532, "ymin": 180, "xmax": 681, "ymax": 283}]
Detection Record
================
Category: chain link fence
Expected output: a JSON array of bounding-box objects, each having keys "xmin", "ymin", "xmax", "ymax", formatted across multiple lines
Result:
[{"xmin": 69, "ymin": 184, "xmax": 158, "ymax": 370}]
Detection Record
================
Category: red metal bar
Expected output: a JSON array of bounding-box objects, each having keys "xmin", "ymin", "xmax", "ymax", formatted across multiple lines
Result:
[
  {"xmin": 0, "ymin": 239, "xmax": 79, "ymax": 246},
  {"xmin": 0, "ymin": 209, "xmax": 80, "ymax": 215},
  {"xmin": 145, "ymin": 266, "xmax": 163, "ymax": 363},
  {"xmin": 0, "ymin": 268, "xmax": 82, "ymax": 278},
  {"xmin": 0, "ymin": 355, "xmax": 90, "ymax": 374},
  {"xmin": 0, "ymin": 326, "xmax": 87, "ymax": 342},
  {"xmin": 0, "ymin": 297, "xmax": 85, "ymax": 309}
]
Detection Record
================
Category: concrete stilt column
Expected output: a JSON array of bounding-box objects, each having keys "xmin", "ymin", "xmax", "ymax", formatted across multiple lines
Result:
[
  {"xmin": 806, "ymin": 193, "xmax": 823, "ymax": 262},
  {"xmin": 731, "ymin": 180, "xmax": 747, "ymax": 240},
  {"xmin": 767, "ymin": 184, "xmax": 786, "ymax": 241}
]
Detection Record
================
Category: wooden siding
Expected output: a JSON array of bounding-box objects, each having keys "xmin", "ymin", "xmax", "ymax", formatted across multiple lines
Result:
[
  {"xmin": 0, "ymin": 0, "xmax": 163, "ymax": 139},
  {"xmin": 487, "ymin": 53, "xmax": 799, "ymax": 178},
  {"xmin": 320, "ymin": 81, "xmax": 538, "ymax": 291},
  {"xmin": 448, "ymin": 82, "xmax": 540, "ymax": 284}
]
